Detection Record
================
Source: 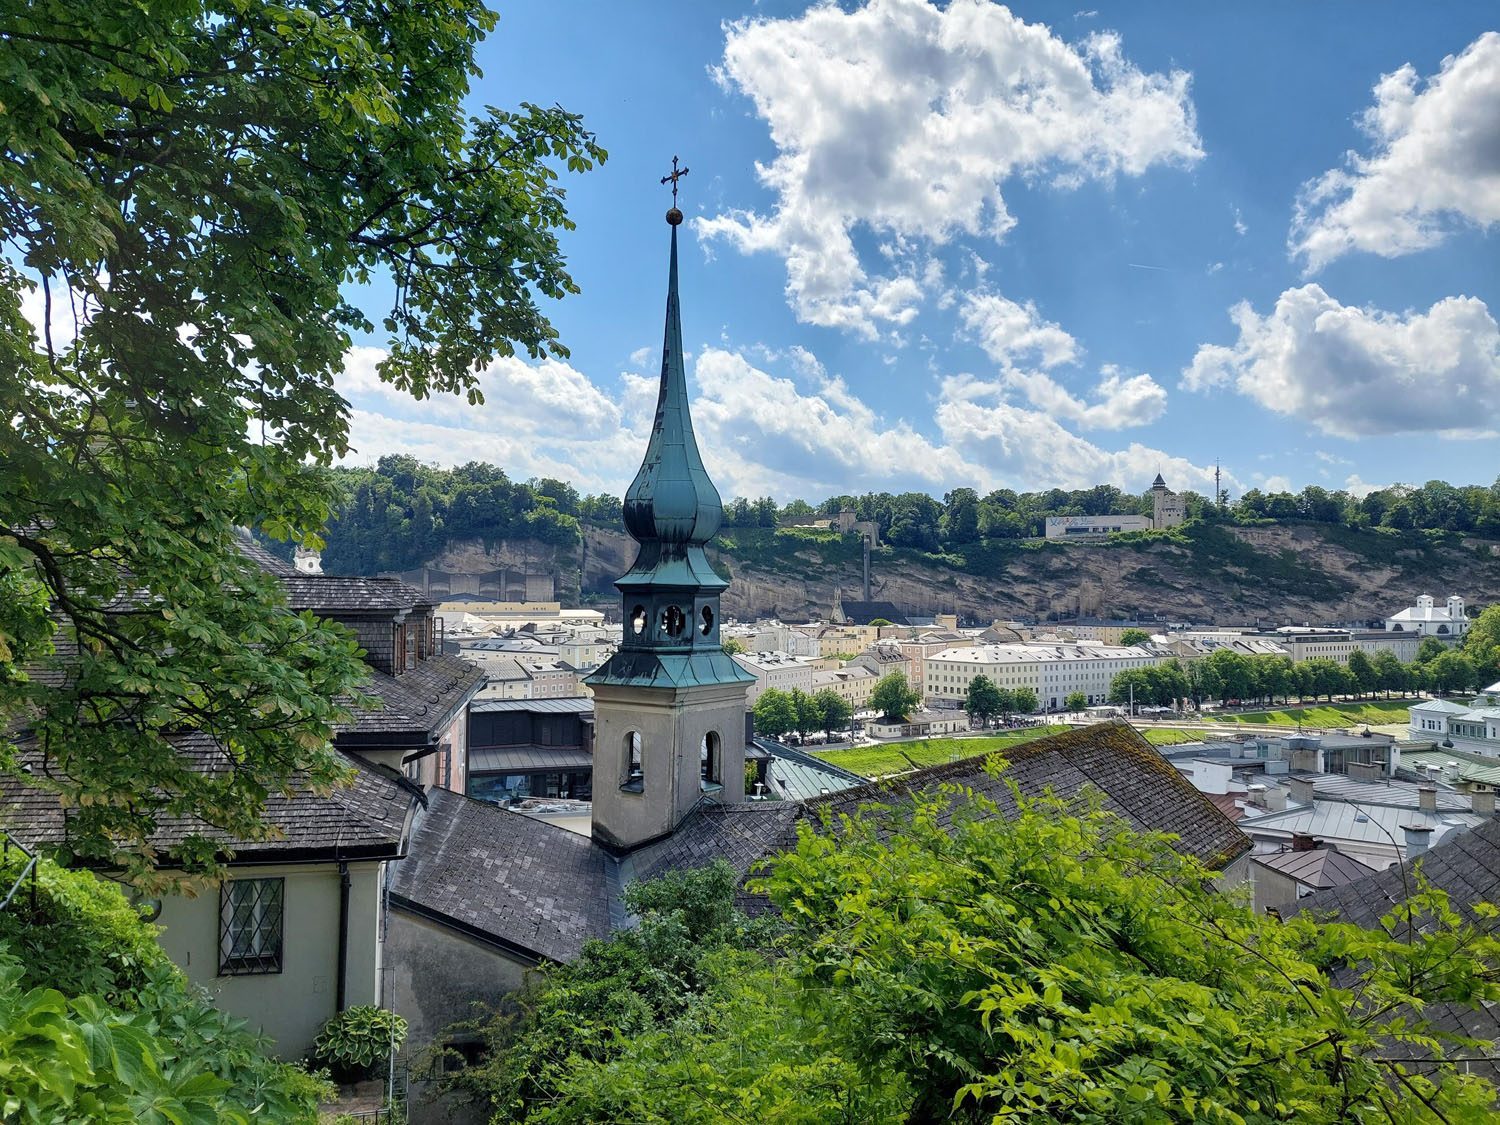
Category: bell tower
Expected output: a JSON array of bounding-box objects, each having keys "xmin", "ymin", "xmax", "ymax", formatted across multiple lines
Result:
[{"xmin": 585, "ymin": 170, "xmax": 755, "ymax": 853}]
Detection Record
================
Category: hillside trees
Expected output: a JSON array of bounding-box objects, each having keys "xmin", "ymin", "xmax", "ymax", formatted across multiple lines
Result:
[
  {"xmin": 0, "ymin": 0, "xmax": 604, "ymax": 877},
  {"xmin": 443, "ymin": 785, "xmax": 1500, "ymax": 1123}
]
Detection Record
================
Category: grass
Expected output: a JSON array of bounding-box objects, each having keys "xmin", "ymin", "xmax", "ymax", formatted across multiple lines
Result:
[
  {"xmin": 813, "ymin": 725, "xmax": 1068, "ymax": 779},
  {"xmin": 1199, "ymin": 699, "xmax": 1415, "ymax": 729},
  {"xmin": 1138, "ymin": 728, "xmax": 1208, "ymax": 747}
]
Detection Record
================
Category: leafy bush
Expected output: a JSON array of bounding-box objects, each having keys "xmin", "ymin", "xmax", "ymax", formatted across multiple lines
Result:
[
  {"xmin": 314, "ymin": 1005, "xmax": 408, "ymax": 1073},
  {"xmin": 0, "ymin": 855, "xmax": 329, "ymax": 1122},
  {"xmin": 0, "ymin": 846, "xmax": 171, "ymax": 1000}
]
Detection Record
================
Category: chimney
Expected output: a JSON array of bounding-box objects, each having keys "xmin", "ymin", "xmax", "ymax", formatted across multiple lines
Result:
[
  {"xmin": 1402, "ymin": 824, "xmax": 1433, "ymax": 858},
  {"xmin": 1346, "ymin": 761, "xmax": 1381, "ymax": 784},
  {"xmin": 1418, "ymin": 786, "xmax": 1437, "ymax": 813},
  {"xmin": 1473, "ymin": 790, "xmax": 1496, "ymax": 816},
  {"xmin": 1291, "ymin": 833, "xmax": 1318, "ymax": 852},
  {"xmin": 1263, "ymin": 787, "xmax": 1287, "ymax": 812},
  {"xmin": 1288, "ymin": 777, "xmax": 1316, "ymax": 805},
  {"xmin": 1247, "ymin": 784, "xmax": 1267, "ymax": 809}
]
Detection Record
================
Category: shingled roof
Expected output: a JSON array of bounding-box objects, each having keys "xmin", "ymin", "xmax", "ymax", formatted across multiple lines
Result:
[
  {"xmin": 337, "ymin": 654, "xmax": 486, "ymax": 746},
  {"xmin": 0, "ymin": 736, "xmax": 421, "ymax": 864},
  {"xmin": 632, "ymin": 721, "xmax": 1250, "ymax": 901},
  {"xmin": 1290, "ymin": 817, "xmax": 1500, "ymax": 1080},
  {"xmin": 388, "ymin": 788, "xmax": 612, "ymax": 964}
]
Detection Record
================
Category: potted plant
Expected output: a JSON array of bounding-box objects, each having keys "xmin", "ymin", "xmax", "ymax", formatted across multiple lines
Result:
[{"xmin": 313, "ymin": 1005, "xmax": 408, "ymax": 1084}]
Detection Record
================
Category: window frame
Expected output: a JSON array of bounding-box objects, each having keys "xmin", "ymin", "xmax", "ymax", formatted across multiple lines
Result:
[{"xmin": 218, "ymin": 877, "xmax": 285, "ymax": 976}]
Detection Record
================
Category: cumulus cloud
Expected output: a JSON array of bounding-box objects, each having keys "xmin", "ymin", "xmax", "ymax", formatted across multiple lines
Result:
[
  {"xmin": 701, "ymin": 0, "xmax": 1201, "ymax": 335},
  {"xmin": 936, "ymin": 375, "xmax": 1216, "ymax": 492},
  {"xmin": 961, "ymin": 293, "xmax": 1080, "ymax": 369},
  {"xmin": 335, "ymin": 341, "xmax": 1210, "ymax": 502},
  {"xmin": 959, "ymin": 292, "xmax": 1167, "ymax": 429},
  {"xmin": 335, "ymin": 347, "xmax": 646, "ymax": 491},
  {"xmin": 1291, "ymin": 32, "xmax": 1500, "ymax": 271},
  {"xmin": 1182, "ymin": 284, "xmax": 1500, "ymax": 438}
]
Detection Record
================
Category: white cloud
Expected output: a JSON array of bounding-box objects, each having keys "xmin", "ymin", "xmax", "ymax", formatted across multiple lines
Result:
[
  {"xmin": 998, "ymin": 366, "xmax": 1168, "ymax": 430},
  {"xmin": 1182, "ymin": 284, "xmax": 1500, "ymax": 438},
  {"xmin": 335, "ymin": 342, "xmax": 1213, "ymax": 503},
  {"xmin": 959, "ymin": 292, "xmax": 1166, "ymax": 429},
  {"xmin": 336, "ymin": 347, "xmax": 645, "ymax": 491},
  {"xmin": 1232, "ymin": 206, "xmax": 1247, "ymax": 237},
  {"xmin": 1343, "ymin": 474, "xmax": 1386, "ymax": 499},
  {"xmin": 701, "ymin": 0, "xmax": 1201, "ymax": 335},
  {"xmin": 936, "ymin": 374, "xmax": 1216, "ymax": 492},
  {"xmin": 1291, "ymin": 32, "xmax": 1500, "ymax": 271},
  {"xmin": 961, "ymin": 293, "xmax": 1080, "ymax": 369},
  {"xmin": 628, "ymin": 346, "xmax": 653, "ymax": 369}
]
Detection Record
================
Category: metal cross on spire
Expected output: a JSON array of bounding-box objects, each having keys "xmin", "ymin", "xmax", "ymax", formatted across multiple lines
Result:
[{"xmin": 660, "ymin": 155, "xmax": 689, "ymax": 205}]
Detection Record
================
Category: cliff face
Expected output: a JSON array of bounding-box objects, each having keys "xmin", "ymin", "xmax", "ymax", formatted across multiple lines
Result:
[{"xmin": 416, "ymin": 523, "xmax": 1500, "ymax": 626}]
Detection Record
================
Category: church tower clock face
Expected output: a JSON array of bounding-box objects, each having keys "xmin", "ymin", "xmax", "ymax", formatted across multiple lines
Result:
[{"xmin": 583, "ymin": 175, "xmax": 755, "ymax": 853}]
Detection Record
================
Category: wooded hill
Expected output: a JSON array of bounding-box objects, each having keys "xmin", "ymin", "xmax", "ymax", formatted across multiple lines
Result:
[{"xmin": 305, "ymin": 457, "xmax": 1500, "ymax": 625}]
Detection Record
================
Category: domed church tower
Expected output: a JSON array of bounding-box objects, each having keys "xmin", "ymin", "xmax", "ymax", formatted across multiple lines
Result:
[{"xmin": 585, "ymin": 177, "xmax": 755, "ymax": 853}]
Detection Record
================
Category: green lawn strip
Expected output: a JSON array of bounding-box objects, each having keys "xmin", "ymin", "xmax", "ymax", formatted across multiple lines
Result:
[
  {"xmin": 1139, "ymin": 728, "xmax": 1208, "ymax": 747},
  {"xmin": 814, "ymin": 725, "xmax": 1067, "ymax": 778},
  {"xmin": 1202, "ymin": 700, "xmax": 1416, "ymax": 729}
]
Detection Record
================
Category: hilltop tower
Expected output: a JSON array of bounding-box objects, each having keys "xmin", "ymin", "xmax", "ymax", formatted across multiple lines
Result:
[
  {"xmin": 1150, "ymin": 473, "xmax": 1185, "ymax": 530},
  {"xmin": 584, "ymin": 197, "xmax": 755, "ymax": 853}
]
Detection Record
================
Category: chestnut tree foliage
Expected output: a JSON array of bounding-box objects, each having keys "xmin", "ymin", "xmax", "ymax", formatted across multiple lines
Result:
[
  {"xmin": 443, "ymin": 780, "xmax": 1500, "ymax": 1124},
  {"xmin": 0, "ymin": 0, "xmax": 604, "ymax": 879}
]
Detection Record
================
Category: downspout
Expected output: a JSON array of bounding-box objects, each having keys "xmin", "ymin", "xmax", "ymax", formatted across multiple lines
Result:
[{"xmin": 336, "ymin": 860, "xmax": 350, "ymax": 1012}]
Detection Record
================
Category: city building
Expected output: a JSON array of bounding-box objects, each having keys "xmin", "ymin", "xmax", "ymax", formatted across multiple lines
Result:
[
  {"xmin": 1044, "ymin": 514, "xmax": 1152, "ymax": 540},
  {"xmin": 925, "ymin": 641, "xmax": 1160, "ymax": 711},
  {"xmin": 1385, "ymin": 594, "xmax": 1469, "ymax": 639},
  {"xmin": 1263, "ymin": 627, "xmax": 1422, "ymax": 665},
  {"xmin": 1407, "ymin": 685, "xmax": 1500, "ymax": 757},
  {"xmin": 810, "ymin": 665, "xmax": 878, "ymax": 710},
  {"xmin": 731, "ymin": 649, "xmax": 817, "ymax": 703}
]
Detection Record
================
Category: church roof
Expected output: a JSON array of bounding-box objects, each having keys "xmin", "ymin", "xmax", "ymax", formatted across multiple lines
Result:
[
  {"xmin": 630, "ymin": 721, "xmax": 1249, "ymax": 910},
  {"xmin": 389, "ymin": 787, "xmax": 612, "ymax": 964}
]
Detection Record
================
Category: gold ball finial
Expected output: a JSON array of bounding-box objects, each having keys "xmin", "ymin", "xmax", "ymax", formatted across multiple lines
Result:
[{"xmin": 666, "ymin": 207, "xmax": 684, "ymax": 226}]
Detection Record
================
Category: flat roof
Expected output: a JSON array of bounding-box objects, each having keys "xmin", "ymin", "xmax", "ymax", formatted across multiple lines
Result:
[{"xmin": 471, "ymin": 697, "xmax": 595, "ymax": 715}]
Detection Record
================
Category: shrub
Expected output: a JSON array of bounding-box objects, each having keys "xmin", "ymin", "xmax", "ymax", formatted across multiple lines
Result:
[{"xmin": 314, "ymin": 1005, "xmax": 409, "ymax": 1074}]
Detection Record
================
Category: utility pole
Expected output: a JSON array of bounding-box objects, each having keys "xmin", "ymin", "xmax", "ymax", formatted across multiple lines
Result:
[{"xmin": 1215, "ymin": 460, "xmax": 1223, "ymax": 511}]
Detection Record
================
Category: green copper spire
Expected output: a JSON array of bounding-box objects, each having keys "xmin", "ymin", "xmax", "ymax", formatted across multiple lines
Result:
[
  {"xmin": 617, "ymin": 209, "xmax": 725, "ymax": 592},
  {"xmin": 586, "ymin": 192, "xmax": 753, "ymax": 690}
]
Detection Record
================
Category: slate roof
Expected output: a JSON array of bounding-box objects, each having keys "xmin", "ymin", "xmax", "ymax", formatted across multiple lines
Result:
[
  {"xmin": 1253, "ymin": 847, "xmax": 1377, "ymax": 888},
  {"xmin": 1290, "ymin": 817, "xmax": 1500, "ymax": 1079},
  {"xmin": 0, "ymin": 737, "xmax": 419, "ymax": 864},
  {"xmin": 388, "ymin": 787, "xmax": 611, "ymax": 964},
  {"xmin": 632, "ymin": 721, "xmax": 1249, "ymax": 905},
  {"xmin": 337, "ymin": 655, "xmax": 486, "ymax": 745},
  {"xmin": 234, "ymin": 532, "xmax": 298, "ymax": 576}
]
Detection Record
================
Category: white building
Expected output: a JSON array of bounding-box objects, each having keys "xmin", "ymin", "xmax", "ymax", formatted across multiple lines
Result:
[
  {"xmin": 1263, "ymin": 628, "xmax": 1422, "ymax": 665},
  {"xmin": 1409, "ymin": 685, "xmax": 1500, "ymax": 757},
  {"xmin": 1044, "ymin": 514, "xmax": 1152, "ymax": 540},
  {"xmin": 731, "ymin": 650, "xmax": 817, "ymax": 704},
  {"xmin": 925, "ymin": 641, "xmax": 1161, "ymax": 711},
  {"xmin": 1386, "ymin": 594, "xmax": 1469, "ymax": 639}
]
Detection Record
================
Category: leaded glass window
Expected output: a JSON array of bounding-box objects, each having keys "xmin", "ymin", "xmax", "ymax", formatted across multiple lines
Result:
[{"xmin": 219, "ymin": 877, "xmax": 284, "ymax": 975}]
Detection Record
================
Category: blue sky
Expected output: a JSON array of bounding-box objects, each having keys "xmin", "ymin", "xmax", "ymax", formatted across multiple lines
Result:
[{"xmin": 338, "ymin": 1, "xmax": 1500, "ymax": 505}]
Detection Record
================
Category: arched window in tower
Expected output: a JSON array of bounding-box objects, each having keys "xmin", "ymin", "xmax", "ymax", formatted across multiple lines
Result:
[
  {"xmin": 622, "ymin": 731, "xmax": 644, "ymax": 792},
  {"xmin": 663, "ymin": 605, "xmax": 686, "ymax": 637},
  {"xmin": 700, "ymin": 731, "xmax": 722, "ymax": 790},
  {"xmin": 630, "ymin": 605, "xmax": 647, "ymax": 637},
  {"xmin": 700, "ymin": 605, "xmax": 714, "ymax": 636}
]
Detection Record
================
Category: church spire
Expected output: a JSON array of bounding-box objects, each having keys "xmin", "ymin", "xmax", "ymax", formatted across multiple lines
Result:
[
  {"xmin": 584, "ymin": 169, "xmax": 755, "ymax": 855},
  {"xmin": 620, "ymin": 203, "xmax": 723, "ymax": 559}
]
